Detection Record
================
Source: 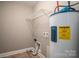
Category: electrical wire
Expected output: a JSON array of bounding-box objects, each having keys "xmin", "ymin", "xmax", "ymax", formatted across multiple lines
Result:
[{"xmin": 54, "ymin": 2, "xmax": 79, "ymax": 13}]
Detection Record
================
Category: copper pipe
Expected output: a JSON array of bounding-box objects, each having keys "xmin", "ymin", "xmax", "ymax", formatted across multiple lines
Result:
[
  {"xmin": 57, "ymin": 1, "xmax": 59, "ymax": 12},
  {"xmin": 68, "ymin": 1, "xmax": 71, "ymax": 8}
]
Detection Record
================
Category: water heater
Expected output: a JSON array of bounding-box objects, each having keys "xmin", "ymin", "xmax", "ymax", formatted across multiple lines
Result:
[{"xmin": 49, "ymin": 12, "xmax": 79, "ymax": 58}]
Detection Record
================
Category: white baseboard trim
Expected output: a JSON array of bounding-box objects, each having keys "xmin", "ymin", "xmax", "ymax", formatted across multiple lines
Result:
[
  {"xmin": 0, "ymin": 47, "xmax": 34, "ymax": 58},
  {"xmin": 0, "ymin": 47, "xmax": 45, "ymax": 58}
]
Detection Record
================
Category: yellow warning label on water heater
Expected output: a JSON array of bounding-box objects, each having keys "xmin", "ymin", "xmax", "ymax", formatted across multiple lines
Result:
[{"xmin": 59, "ymin": 26, "xmax": 70, "ymax": 40}]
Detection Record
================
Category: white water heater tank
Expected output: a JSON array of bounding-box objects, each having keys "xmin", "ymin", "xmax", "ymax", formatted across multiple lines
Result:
[{"xmin": 49, "ymin": 12, "xmax": 79, "ymax": 58}]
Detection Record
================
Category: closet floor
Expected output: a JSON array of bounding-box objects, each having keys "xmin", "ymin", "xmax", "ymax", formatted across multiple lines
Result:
[{"xmin": 4, "ymin": 51, "xmax": 40, "ymax": 58}]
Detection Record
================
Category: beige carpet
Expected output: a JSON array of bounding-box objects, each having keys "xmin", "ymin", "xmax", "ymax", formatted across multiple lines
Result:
[{"xmin": 4, "ymin": 51, "xmax": 40, "ymax": 58}]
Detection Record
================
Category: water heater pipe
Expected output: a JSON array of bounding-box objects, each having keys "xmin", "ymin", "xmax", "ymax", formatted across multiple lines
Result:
[
  {"xmin": 68, "ymin": 1, "xmax": 71, "ymax": 8},
  {"xmin": 54, "ymin": 2, "xmax": 79, "ymax": 13}
]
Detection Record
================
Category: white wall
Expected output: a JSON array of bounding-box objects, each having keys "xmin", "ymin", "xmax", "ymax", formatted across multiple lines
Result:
[
  {"xmin": 0, "ymin": 2, "xmax": 34, "ymax": 53},
  {"xmin": 33, "ymin": 14, "xmax": 50, "ymax": 57}
]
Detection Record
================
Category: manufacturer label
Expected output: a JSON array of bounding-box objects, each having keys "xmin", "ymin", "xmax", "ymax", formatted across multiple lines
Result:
[{"xmin": 59, "ymin": 26, "xmax": 70, "ymax": 40}]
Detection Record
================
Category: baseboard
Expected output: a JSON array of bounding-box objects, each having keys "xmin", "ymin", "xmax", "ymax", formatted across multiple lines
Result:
[
  {"xmin": 0, "ymin": 47, "xmax": 45, "ymax": 58},
  {"xmin": 0, "ymin": 47, "xmax": 34, "ymax": 58}
]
